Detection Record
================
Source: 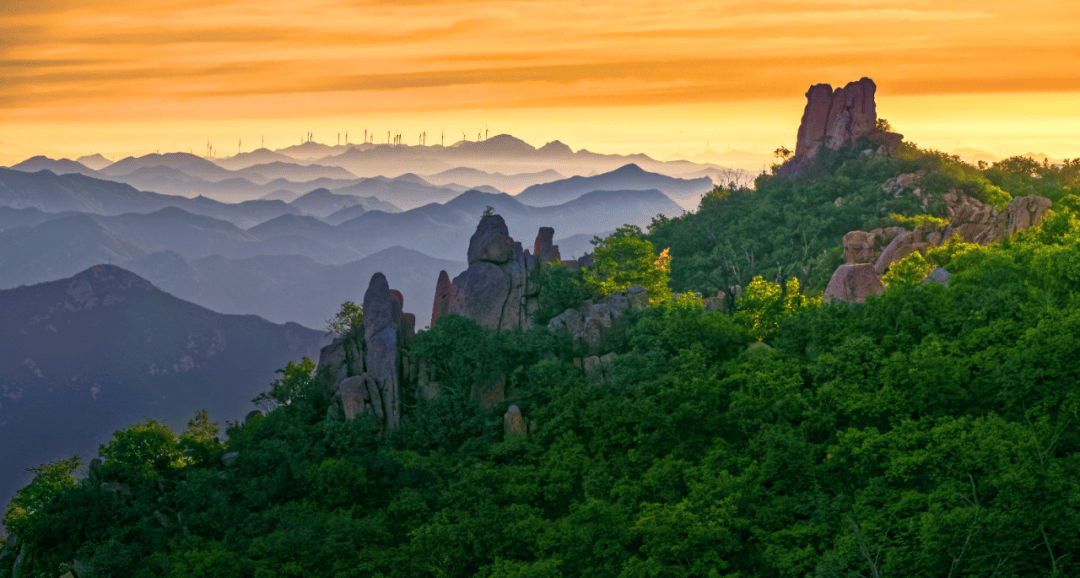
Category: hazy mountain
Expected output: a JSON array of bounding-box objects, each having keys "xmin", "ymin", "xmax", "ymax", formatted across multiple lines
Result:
[
  {"xmin": 276, "ymin": 140, "xmax": 350, "ymax": 160},
  {"xmin": 0, "ymin": 214, "xmax": 148, "ymax": 287},
  {"xmin": 0, "ymin": 169, "xmax": 170, "ymax": 214},
  {"xmin": 323, "ymin": 204, "xmax": 371, "ymax": 226},
  {"xmin": 213, "ymin": 147, "xmax": 294, "ymax": 170},
  {"xmin": 261, "ymin": 189, "xmax": 301, "ymax": 202},
  {"xmin": 0, "ymin": 168, "xmax": 301, "ymax": 228},
  {"xmin": 283, "ymin": 134, "xmax": 730, "ymax": 183},
  {"xmin": 126, "ymin": 246, "xmax": 464, "ymax": 330},
  {"xmin": 288, "ymin": 188, "xmax": 400, "ymax": 218},
  {"xmin": 516, "ymin": 163, "xmax": 711, "ymax": 210},
  {"xmin": 422, "ymin": 167, "xmax": 565, "ymax": 194},
  {"xmin": 0, "ymin": 264, "xmax": 326, "ymax": 534},
  {"xmin": 331, "ymin": 175, "xmax": 463, "ymax": 210},
  {"xmin": 0, "ymin": 205, "xmax": 371, "ymax": 289},
  {"xmin": 236, "ymin": 162, "xmax": 357, "ymax": 183},
  {"xmin": 336, "ymin": 188, "xmax": 683, "ymax": 261},
  {"xmin": 666, "ymin": 148, "xmax": 771, "ymax": 170},
  {"xmin": 952, "ymin": 148, "xmax": 999, "ymax": 166},
  {"xmin": 75, "ymin": 153, "xmax": 113, "ymax": 170},
  {"xmin": 10, "ymin": 156, "xmax": 101, "ymax": 178},
  {"xmin": 321, "ymin": 147, "xmax": 454, "ymax": 179},
  {"xmin": 247, "ymin": 212, "xmax": 339, "ymax": 240},
  {"xmin": 0, "ymin": 206, "xmax": 74, "ymax": 232},
  {"xmin": 553, "ymin": 230, "xmax": 611, "ymax": 260},
  {"xmin": 94, "ymin": 207, "xmax": 259, "ymax": 258},
  {"xmin": 101, "ymin": 152, "xmax": 236, "ymax": 182}
]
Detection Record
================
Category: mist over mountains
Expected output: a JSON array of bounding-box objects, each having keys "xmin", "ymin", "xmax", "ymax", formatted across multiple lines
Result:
[
  {"xmin": 2, "ymin": 135, "xmax": 729, "ymax": 332},
  {"xmin": 0, "ymin": 134, "xmax": 733, "ymax": 529}
]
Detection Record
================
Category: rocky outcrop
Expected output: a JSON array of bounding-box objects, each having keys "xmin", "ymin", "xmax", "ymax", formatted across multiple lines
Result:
[
  {"xmin": 430, "ymin": 270, "xmax": 453, "ymax": 327},
  {"xmin": 548, "ymin": 287, "xmax": 648, "ymax": 354},
  {"xmin": 823, "ymin": 263, "xmax": 884, "ymax": 303},
  {"xmin": 319, "ymin": 272, "xmax": 417, "ymax": 431},
  {"xmin": 504, "ymin": 405, "xmax": 528, "ymax": 439},
  {"xmin": 362, "ymin": 273, "xmax": 403, "ymax": 430},
  {"xmin": 534, "ymin": 226, "xmax": 562, "ymax": 267},
  {"xmin": 438, "ymin": 215, "xmax": 572, "ymax": 331},
  {"xmin": 944, "ymin": 192, "xmax": 1052, "ymax": 246},
  {"xmin": 794, "ymin": 78, "xmax": 880, "ymax": 160},
  {"xmin": 779, "ymin": 77, "xmax": 901, "ymax": 177},
  {"xmin": 582, "ymin": 353, "xmax": 617, "ymax": 386},
  {"xmin": 826, "ymin": 193, "xmax": 1053, "ymax": 302}
]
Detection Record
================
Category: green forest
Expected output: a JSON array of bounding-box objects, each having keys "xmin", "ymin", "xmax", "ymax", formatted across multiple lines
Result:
[{"xmin": 4, "ymin": 138, "xmax": 1080, "ymax": 578}]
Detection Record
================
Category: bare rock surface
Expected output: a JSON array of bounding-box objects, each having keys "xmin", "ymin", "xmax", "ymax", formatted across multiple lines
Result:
[
  {"xmin": 794, "ymin": 78, "xmax": 879, "ymax": 160},
  {"xmin": 467, "ymin": 214, "xmax": 515, "ymax": 264},
  {"xmin": 828, "ymin": 191, "xmax": 1053, "ymax": 303},
  {"xmin": 317, "ymin": 272, "xmax": 417, "ymax": 431},
  {"xmin": 504, "ymin": 405, "xmax": 527, "ymax": 439},
  {"xmin": 441, "ymin": 214, "xmax": 573, "ymax": 331},
  {"xmin": 548, "ymin": 288, "xmax": 647, "ymax": 354},
  {"xmin": 823, "ymin": 263, "xmax": 885, "ymax": 303},
  {"xmin": 430, "ymin": 270, "xmax": 453, "ymax": 327}
]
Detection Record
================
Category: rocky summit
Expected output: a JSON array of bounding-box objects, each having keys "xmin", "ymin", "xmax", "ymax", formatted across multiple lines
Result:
[
  {"xmin": 319, "ymin": 272, "xmax": 417, "ymax": 432},
  {"xmin": 433, "ymin": 214, "xmax": 589, "ymax": 332}
]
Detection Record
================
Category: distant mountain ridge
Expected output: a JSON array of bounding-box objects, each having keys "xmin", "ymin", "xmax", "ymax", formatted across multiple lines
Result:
[
  {"xmin": 516, "ymin": 163, "xmax": 712, "ymax": 210},
  {"xmin": 0, "ymin": 264, "xmax": 326, "ymax": 534}
]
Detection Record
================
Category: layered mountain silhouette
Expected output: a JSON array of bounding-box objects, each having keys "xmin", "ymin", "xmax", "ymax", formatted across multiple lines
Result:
[
  {"xmin": 516, "ymin": 163, "xmax": 711, "ymax": 210},
  {"xmin": 0, "ymin": 168, "xmax": 301, "ymax": 228},
  {"xmin": 11, "ymin": 156, "xmax": 101, "ymax": 178},
  {"xmin": 75, "ymin": 153, "xmax": 113, "ymax": 170},
  {"xmin": 126, "ymin": 246, "xmax": 464, "ymax": 329},
  {"xmin": 3, "ymin": 149, "xmax": 695, "ymax": 337},
  {"xmin": 0, "ymin": 265, "xmax": 326, "ymax": 532},
  {"xmin": 422, "ymin": 167, "xmax": 564, "ymax": 194},
  {"xmin": 288, "ymin": 188, "xmax": 400, "ymax": 218}
]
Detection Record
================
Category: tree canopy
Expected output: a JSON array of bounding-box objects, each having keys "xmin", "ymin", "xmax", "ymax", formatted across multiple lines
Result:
[{"xmin": 4, "ymin": 137, "xmax": 1080, "ymax": 578}]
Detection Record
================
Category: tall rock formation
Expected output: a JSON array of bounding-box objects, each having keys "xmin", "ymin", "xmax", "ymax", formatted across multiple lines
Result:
[
  {"xmin": 794, "ymin": 77, "xmax": 878, "ymax": 159},
  {"xmin": 435, "ymin": 214, "xmax": 562, "ymax": 331},
  {"xmin": 778, "ymin": 77, "xmax": 901, "ymax": 178},
  {"xmin": 318, "ymin": 272, "xmax": 416, "ymax": 431},
  {"xmin": 430, "ymin": 270, "xmax": 453, "ymax": 327}
]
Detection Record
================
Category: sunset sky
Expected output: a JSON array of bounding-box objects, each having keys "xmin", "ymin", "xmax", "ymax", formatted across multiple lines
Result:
[{"xmin": 2, "ymin": 0, "xmax": 1078, "ymax": 163}]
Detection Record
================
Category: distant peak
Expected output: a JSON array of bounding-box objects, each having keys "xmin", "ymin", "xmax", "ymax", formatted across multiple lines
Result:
[
  {"xmin": 612, "ymin": 163, "xmax": 644, "ymax": 174},
  {"xmin": 70, "ymin": 265, "xmax": 155, "ymax": 293},
  {"xmin": 538, "ymin": 140, "xmax": 573, "ymax": 155}
]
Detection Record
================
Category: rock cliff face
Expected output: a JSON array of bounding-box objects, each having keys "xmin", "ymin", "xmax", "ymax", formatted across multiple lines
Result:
[
  {"xmin": 794, "ymin": 77, "xmax": 879, "ymax": 160},
  {"xmin": 547, "ymin": 287, "xmax": 649, "ymax": 355},
  {"xmin": 319, "ymin": 272, "xmax": 416, "ymax": 431},
  {"xmin": 778, "ymin": 77, "xmax": 902, "ymax": 178},
  {"xmin": 825, "ymin": 192, "xmax": 1053, "ymax": 302},
  {"xmin": 434, "ymin": 214, "xmax": 567, "ymax": 331}
]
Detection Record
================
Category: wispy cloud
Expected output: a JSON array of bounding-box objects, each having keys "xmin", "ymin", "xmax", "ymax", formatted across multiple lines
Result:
[{"xmin": 1, "ymin": 0, "xmax": 1077, "ymax": 157}]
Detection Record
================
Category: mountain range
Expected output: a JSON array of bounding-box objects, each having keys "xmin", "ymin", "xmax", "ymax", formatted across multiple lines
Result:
[
  {"xmin": 1, "ymin": 163, "xmax": 686, "ymax": 329},
  {"xmin": 0, "ymin": 265, "xmax": 327, "ymax": 532},
  {"xmin": 516, "ymin": 163, "xmax": 711, "ymax": 210}
]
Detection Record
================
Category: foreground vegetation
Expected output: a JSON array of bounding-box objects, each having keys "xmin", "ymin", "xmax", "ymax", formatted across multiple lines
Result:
[{"xmin": 4, "ymin": 143, "xmax": 1080, "ymax": 578}]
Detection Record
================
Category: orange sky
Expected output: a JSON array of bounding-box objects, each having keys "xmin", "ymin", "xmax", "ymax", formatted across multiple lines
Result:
[{"xmin": 2, "ymin": 0, "xmax": 1079, "ymax": 163}]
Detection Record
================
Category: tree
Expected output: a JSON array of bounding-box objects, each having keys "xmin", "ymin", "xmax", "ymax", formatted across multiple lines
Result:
[
  {"xmin": 252, "ymin": 357, "xmax": 317, "ymax": 411},
  {"xmin": 179, "ymin": 409, "xmax": 221, "ymax": 464},
  {"xmin": 99, "ymin": 419, "xmax": 182, "ymax": 479},
  {"xmin": 584, "ymin": 225, "xmax": 672, "ymax": 303},
  {"xmin": 326, "ymin": 300, "xmax": 363, "ymax": 337},
  {"xmin": 3, "ymin": 456, "xmax": 81, "ymax": 536}
]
